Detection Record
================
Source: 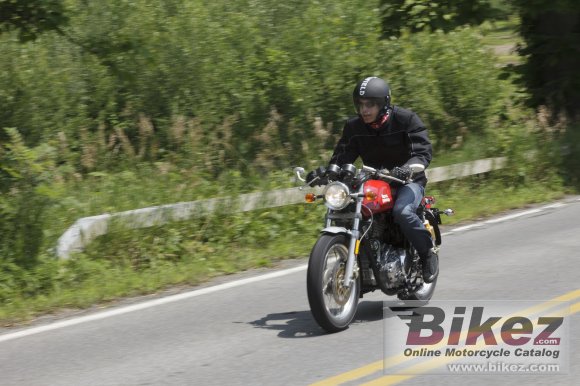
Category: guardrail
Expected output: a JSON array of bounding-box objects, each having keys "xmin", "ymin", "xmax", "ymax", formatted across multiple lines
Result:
[{"xmin": 56, "ymin": 157, "xmax": 506, "ymax": 259}]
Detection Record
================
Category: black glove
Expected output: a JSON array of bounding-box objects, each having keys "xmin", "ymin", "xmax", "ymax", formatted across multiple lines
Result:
[
  {"xmin": 391, "ymin": 165, "xmax": 412, "ymax": 181},
  {"xmin": 306, "ymin": 166, "xmax": 327, "ymax": 186}
]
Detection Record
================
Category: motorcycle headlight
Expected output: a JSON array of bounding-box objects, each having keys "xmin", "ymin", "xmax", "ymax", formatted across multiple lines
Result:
[{"xmin": 323, "ymin": 182, "xmax": 351, "ymax": 210}]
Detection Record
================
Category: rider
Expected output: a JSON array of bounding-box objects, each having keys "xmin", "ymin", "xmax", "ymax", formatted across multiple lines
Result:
[{"xmin": 307, "ymin": 76, "xmax": 438, "ymax": 283}]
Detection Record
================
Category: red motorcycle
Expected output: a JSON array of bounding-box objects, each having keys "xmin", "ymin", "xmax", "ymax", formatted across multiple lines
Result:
[{"xmin": 294, "ymin": 164, "xmax": 453, "ymax": 332}]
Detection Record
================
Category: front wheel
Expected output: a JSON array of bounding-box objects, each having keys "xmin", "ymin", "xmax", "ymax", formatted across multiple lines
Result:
[{"xmin": 307, "ymin": 234, "xmax": 360, "ymax": 333}]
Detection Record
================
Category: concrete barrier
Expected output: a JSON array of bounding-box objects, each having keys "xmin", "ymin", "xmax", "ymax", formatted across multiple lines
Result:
[{"xmin": 56, "ymin": 157, "xmax": 507, "ymax": 259}]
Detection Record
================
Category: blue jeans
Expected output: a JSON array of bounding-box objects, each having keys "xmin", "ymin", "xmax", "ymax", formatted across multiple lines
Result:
[{"xmin": 392, "ymin": 183, "xmax": 432, "ymax": 257}]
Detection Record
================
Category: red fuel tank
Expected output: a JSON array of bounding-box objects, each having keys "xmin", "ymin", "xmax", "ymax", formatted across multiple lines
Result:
[{"xmin": 362, "ymin": 179, "xmax": 395, "ymax": 214}]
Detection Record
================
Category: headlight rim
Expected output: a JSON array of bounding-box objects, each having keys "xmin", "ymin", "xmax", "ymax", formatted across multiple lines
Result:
[{"xmin": 323, "ymin": 181, "xmax": 351, "ymax": 210}]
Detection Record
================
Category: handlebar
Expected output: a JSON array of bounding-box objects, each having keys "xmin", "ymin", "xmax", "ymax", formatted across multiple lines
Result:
[
  {"xmin": 293, "ymin": 166, "xmax": 322, "ymax": 190},
  {"xmin": 293, "ymin": 165, "xmax": 409, "ymax": 189},
  {"xmin": 294, "ymin": 167, "xmax": 306, "ymax": 182},
  {"xmin": 361, "ymin": 165, "xmax": 408, "ymax": 185}
]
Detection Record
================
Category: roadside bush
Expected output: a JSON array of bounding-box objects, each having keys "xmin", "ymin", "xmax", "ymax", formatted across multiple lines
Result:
[
  {"xmin": 0, "ymin": 128, "xmax": 57, "ymax": 268},
  {"xmin": 378, "ymin": 28, "xmax": 506, "ymax": 149}
]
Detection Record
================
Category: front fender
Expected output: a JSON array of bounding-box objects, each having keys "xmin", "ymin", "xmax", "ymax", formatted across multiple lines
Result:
[{"xmin": 320, "ymin": 226, "xmax": 350, "ymax": 236}]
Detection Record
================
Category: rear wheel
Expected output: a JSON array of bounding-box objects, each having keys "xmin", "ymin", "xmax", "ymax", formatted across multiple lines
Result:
[
  {"xmin": 307, "ymin": 234, "xmax": 360, "ymax": 333},
  {"xmin": 402, "ymin": 276, "xmax": 437, "ymax": 301},
  {"xmin": 398, "ymin": 248, "xmax": 438, "ymax": 301}
]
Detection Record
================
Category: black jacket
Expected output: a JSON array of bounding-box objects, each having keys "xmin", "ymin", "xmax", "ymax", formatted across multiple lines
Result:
[{"xmin": 329, "ymin": 106, "xmax": 432, "ymax": 186}]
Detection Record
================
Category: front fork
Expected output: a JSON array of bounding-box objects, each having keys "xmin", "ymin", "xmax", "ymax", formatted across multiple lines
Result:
[
  {"xmin": 322, "ymin": 186, "xmax": 364, "ymax": 289},
  {"xmin": 343, "ymin": 197, "xmax": 362, "ymax": 288}
]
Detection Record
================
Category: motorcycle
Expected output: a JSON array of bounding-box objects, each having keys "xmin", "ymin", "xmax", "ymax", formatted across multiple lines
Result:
[{"xmin": 294, "ymin": 164, "xmax": 453, "ymax": 333}]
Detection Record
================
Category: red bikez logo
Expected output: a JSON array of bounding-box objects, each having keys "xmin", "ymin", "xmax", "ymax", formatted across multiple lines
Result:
[{"xmin": 402, "ymin": 306, "xmax": 563, "ymax": 346}]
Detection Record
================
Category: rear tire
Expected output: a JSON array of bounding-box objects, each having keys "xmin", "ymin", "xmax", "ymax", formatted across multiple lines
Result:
[
  {"xmin": 401, "ymin": 276, "xmax": 437, "ymax": 301},
  {"xmin": 398, "ymin": 249, "xmax": 437, "ymax": 301},
  {"xmin": 307, "ymin": 234, "xmax": 360, "ymax": 333}
]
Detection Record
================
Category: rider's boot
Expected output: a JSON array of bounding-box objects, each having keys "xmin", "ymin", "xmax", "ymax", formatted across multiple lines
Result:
[{"xmin": 420, "ymin": 249, "xmax": 439, "ymax": 283}]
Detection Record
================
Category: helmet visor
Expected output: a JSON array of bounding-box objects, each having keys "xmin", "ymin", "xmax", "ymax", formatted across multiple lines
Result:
[{"xmin": 354, "ymin": 97, "xmax": 386, "ymax": 114}]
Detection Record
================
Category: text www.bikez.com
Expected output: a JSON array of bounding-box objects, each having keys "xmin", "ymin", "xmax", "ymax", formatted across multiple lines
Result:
[{"xmin": 447, "ymin": 362, "xmax": 560, "ymax": 373}]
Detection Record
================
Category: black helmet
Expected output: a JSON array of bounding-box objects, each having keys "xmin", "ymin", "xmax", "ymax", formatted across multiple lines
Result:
[{"xmin": 352, "ymin": 77, "xmax": 391, "ymax": 112}]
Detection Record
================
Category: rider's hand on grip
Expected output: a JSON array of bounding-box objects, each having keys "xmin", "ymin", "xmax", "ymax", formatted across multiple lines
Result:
[
  {"xmin": 391, "ymin": 165, "xmax": 412, "ymax": 182},
  {"xmin": 306, "ymin": 166, "xmax": 327, "ymax": 186}
]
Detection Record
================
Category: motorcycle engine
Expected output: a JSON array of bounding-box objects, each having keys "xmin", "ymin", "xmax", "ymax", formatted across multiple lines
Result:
[
  {"xmin": 377, "ymin": 245, "xmax": 407, "ymax": 289},
  {"xmin": 364, "ymin": 213, "xmax": 408, "ymax": 290}
]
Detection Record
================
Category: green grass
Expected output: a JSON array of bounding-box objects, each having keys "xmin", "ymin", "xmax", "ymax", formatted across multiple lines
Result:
[
  {"xmin": 479, "ymin": 17, "xmax": 523, "ymax": 66},
  {"xmin": 428, "ymin": 179, "xmax": 567, "ymax": 226},
  {"xmin": 0, "ymin": 228, "xmax": 319, "ymax": 325},
  {"xmin": 430, "ymin": 136, "xmax": 496, "ymax": 168},
  {"xmin": 39, "ymin": 166, "xmax": 295, "ymax": 248},
  {"xmin": 479, "ymin": 18, "xmax": 520, "ymax": 45}
]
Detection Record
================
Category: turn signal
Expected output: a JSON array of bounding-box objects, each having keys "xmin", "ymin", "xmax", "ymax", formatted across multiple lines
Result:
[
  {"xmin": 364, "ymin": 190, "xmax": 377, "ymax": 201},
  {"xmin": 305, "ymin": 193, "xmax": 316, "ymax": 203}
]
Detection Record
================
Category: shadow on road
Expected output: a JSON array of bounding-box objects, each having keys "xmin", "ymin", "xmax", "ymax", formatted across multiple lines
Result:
[{"xmin": 248, "ymin": 300, "xmax": 385, "ymax": 338}]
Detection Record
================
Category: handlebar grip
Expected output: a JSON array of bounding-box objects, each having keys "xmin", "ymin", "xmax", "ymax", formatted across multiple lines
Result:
[
  {"xmin": 362, "ymin": 165, "xmax": 377, "ymax": 173},
  {"xmin": 378, "ymin": 173, "xmax": 407, "ymax": 185}
]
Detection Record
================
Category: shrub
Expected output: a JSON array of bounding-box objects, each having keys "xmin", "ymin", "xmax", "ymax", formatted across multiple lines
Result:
[{"xmin": 0, "ymin": 128, "xmax": 57, "ymax": 267}]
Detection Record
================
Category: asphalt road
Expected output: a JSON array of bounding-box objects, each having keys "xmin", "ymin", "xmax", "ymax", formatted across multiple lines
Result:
[{"xmin": 1, "ymin": 197, "xmax": 579, "ymax": 386}]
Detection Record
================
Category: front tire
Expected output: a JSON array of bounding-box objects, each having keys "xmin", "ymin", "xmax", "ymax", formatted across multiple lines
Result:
[{"xmin": 307, "ymin": 234, "xmax": 360, "ymax": 333}]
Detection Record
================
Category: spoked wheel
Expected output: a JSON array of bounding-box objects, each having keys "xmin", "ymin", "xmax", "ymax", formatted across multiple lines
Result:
[
  {"xmin": 401, "ymin": 276, "xmax": 437, "ymax": 301},
  {"xmin": 307, "ymin": 234, "xmax": 360, "ymax": 333},
  {"xmin": 398, "ymin": 250, "xmax": 437, "ymax": 302}
]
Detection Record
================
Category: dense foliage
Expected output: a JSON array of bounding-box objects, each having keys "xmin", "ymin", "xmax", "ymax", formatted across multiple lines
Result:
[
  {"xmin": 0, "ymin": 0, "xmax": 68, "ymax": 42},
  {"xmin": 0, "ymin": 0, "xmax": 515, "ymax": 170},
  {"xmin": 379, "ymin": 0, "xmax": 509, "ymax": 37},
  {"xmin": 512, "ymin": 0, "xmax": 580, "ymax": 121}
]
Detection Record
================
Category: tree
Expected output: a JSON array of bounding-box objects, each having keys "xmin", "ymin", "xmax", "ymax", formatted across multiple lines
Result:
[
  {"xmin": 512, "ymin": 0, "xmax": 580, "ymax": 121},
  {"xmin": 0, "ymin": 0, "xmax": 68, "ymax": 42},
  {"xmin": 379, "ymin": 0, "xmax": 507, "ymax": 38}
]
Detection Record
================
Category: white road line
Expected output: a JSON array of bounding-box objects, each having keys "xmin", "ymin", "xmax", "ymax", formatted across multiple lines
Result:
[
  {"xmin": 0, "ymin": 265, "xmax": 307, "ymax": 343},
  {"xmin": 0, "ymin": 199, "xmax": 573, "ymax": 343},
  {"xmin": 441, "ymin": 202, "xmax": 567, "ymax": 236}
]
